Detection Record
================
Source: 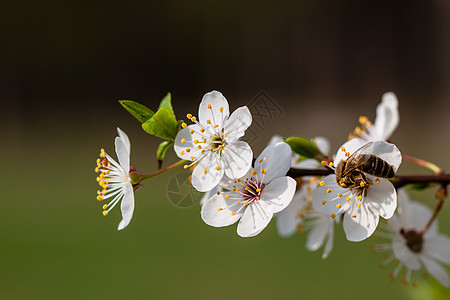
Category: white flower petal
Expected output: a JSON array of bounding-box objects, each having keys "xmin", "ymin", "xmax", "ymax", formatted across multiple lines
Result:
[
  {"xmin": 314, "ymin": 136, "xmax": 330, "ymax": 156},
  {"xmin": 173, "ymin": 125, "xmax": 205, "ymax": 160},
  {"xmin": 223, "ymin": 106, "xmax": 252, "ymax": 142},
  {"xmin": 408, "ymin": 202, "xmax": 437, "ymax": 238},
  {"xmin": 294, "ymin": 158, "xmax": 320, "ymax": 169},
  {"xmin": 115, "ymin": 136, "xmax": 130, "ymax": 172},
  {"xmin": 322, "ymin": 219, "xmax": 334, "ymax": 259},
  {"xmin": 237, "ymin": 202, "xmax": 273, "ymax": 237},
  {"xmin": 200, "ymin": 186, "xmax": 219, "ymax": 206},
  {"xmin": 201, "ymin": 194, "xmax": 243, "ymax": 227},
  {"xmin": 424, "ymin": 234, "xmax": 450, "ymax": 265},
  {"xmin": 420, "ymin": 255, "xmax": 450, "ymax": 288},
  {"xmin": 276, "ymin": 190, "xmax": 309, "ymax": 237},
  {"xmin": 259, "ymin": 176, "xmax": 296, "ymax": 214},
  {"xmin": 334, "ymin": 139, "xmax": 364, "ymax": 166},
  {"xmin": 364, "ymin": 141, "xmax": 402, "ymax": 172},
  {"xmin": 365, "ymin": 177, "xmax": 397, "ymax": 219},
  {"xmin": 191, "ymin": 153, "xmax": 224, "ymax": 192},
  {"xmin": 391, "ymin": 235, "xmax": 422, "ymax": 269},
  {"xmin": 198, "ymin": 91, "xmax": 230, "ymax": 129},
  {"xmin": 311, "ymin": 174, "xmax": 348, "ymax": 216},
  {"xmin": 222, "ymin": 141, "xmax": 253, "ymax": 179},
  {"xmin": 306, "ymin": 217, "xmax": 328, "ymax": 251},
  {"xmin": 117, "ymin": 127, "xmax": 131, "ymax": 153},
  {"xmin": 254, "ymin": 142, "xmax": 292, "ymax": 184},
  {"xmin": 374, "ymin": 92, "xmax": 399, "ymax": 141},
  {"xmin": 343, "ymin": 204, "xmax": 379, "ymax": 242},
  {"xmin": 268, "ymin": 135, "xmax": 283, "ymax": 145},
  {"xmin": 117, "ymin": 183, "xmax": 135, "ymax": 230}
]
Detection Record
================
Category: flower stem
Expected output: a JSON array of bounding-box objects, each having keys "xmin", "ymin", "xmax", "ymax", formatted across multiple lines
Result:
[
  {"xmin": 421, "ymin": 185, "xmax": 447, "ymax": 235},
  {"xmin": 141, "ymin": 160, "xmax": 187, "ymax": 180},
  {"xmin": 402, "ymin": 155, "xmax": 443, "ymax": 175}
]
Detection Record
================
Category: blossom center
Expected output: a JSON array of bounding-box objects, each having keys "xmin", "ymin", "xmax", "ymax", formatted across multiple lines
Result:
[{"xmin": 400, "ymin": 228, "xmax": 423, "ymax": 253}]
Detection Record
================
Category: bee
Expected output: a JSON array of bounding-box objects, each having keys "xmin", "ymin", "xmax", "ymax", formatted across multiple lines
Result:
[{"xmin": 335, "ymin": 142, "xmax": 395, "ymax": 188}]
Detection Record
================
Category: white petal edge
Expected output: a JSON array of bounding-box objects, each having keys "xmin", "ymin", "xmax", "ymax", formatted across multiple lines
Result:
[
  {"xmin": 374, "ymin": 92, "xmax": 399, "ymax": 141},
  {"xmin": 260, "ymin": 176, "xmax": 296, "ymax": 214},
  {"xmin": 254, "ymin": 142, "xmax": 292, "ymax": 184},
  {"xmin": 223, "ymin": 106, "xmax": 252, "ymax": 142},
  {"xmin": 117, "ymin": 127, "xmax": 131, "ymax": 153},
  {"xmin": 117, "ymin": 183, "xmax": 135, "ymax": 230},
  {"xmin": 201, "ymin": 194, "xmax": 243, "ymax": 227},
  {"xmin": 198, "ymin": 91, "xmax": 230, "ymax": 129},
  {"xmin": 237, "ymin": 202, "xmax": 273, "ymax": 237},
  {"xmin": 191, "ymin": 153, "xmax": 224, "ymax": 192},
  {"xmin": 115, "ymin": 136, "xmax": 130, "ymax": 172},
  {"xmin": 420, "ymin": 255, "xmax": 450, "ymax": 288}
]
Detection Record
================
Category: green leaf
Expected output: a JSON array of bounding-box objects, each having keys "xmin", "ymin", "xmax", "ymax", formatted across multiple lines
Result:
[
  {"xmin": 156, "ymin": 140, "xmax": 173, "ymax": 169},
  {"xmin": 284, "ymin": 136, "xmax": 322, "ymax": 158},
  {"xmin": 119, "ymin": 100, "xmax": 155, "ymax": 123},
  {"xmin": 158, "ymin": 93, "xmax": 174, "ymax": 115},
  {"xmin": 142, "ymin": 107, "xmax": 179, "ymax": 140}
]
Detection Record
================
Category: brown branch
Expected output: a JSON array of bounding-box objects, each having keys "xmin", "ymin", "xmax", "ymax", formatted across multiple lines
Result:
[{"xmin": 287, "ymin": 168, "xmax": 450, "ymax": 189}]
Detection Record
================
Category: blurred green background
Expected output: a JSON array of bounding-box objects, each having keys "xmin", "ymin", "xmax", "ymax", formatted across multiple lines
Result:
[{"xmin": 1, "ymin": 0, "xmax": 450, "ymax": 299}]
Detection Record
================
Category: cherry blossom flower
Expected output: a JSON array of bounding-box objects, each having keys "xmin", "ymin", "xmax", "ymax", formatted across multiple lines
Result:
[
  {"xmin": 201, "ymin": 142, "xmax": 297, "ymax": 237},
  {"xmin": 174, "ymin": 91, "xmax": 253, "ymax": 192},
  {"xmin": 276, "ymin": 178, "xmax": 336, "ymax": 258},
  {"xmin": 312, "ymin": 140, "xmax": 402, "ymax": 242},
  {"xmin": 372, "ymin": 189, "xmax": 450, "ymax": 287},
  {"xmin": 95, "ymin": 128, "xmax": 137, "ymax": 230}
]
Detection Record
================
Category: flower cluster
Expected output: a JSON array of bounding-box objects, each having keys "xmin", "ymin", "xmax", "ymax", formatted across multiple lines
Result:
[{"xmin": 95, "ymin": 90, "xmax": 449, "ymax": 289}]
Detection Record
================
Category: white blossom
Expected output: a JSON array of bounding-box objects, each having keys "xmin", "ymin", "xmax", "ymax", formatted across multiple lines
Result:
[
  {"xmin": 201, "ymin": 142, "xmax": 297, "ymax": 237},
  {"xmin": 95, "ymin": 128, "xmax": 135, "ymax": 230},
  {"xmin": 174, "ymin": 91, "xmax": 253, "ymax": 192},
  {"xmin": 312, "ymin": 140, "xmax": 402, "ymax": 242},
  {"xmin": 372, "ymin": 189, "xmax": 450, "ymax": 287}
]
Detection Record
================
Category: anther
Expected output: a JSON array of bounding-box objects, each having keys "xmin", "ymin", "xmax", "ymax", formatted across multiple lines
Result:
[
  {"xmin": 197, "ymin": 146, "xmax": 201, "ymax": 149},
  {"xmin": 331, "ymin": 213, "xmax": 336, "ymax": 219},
  {"xmin": 336, "ymin": 203, "xmax": 341, "ymax": 208},
  {"xmin": 345, "ymin": 152, "xmax": 350, "ymax": 157},
  {"xmin": 216, "ymin": 191, "xmax": 221, "ymax": 195},
  {"xmin": 181, "ymin": 138, "xmax": 186, "ymax": 144},
  {"xmin": 338, "ymin": 193, "xmax": 342, "ymax": 197},
  {"xmin": 191, "ymin": 117, "xmax": 196, "ymax": 122},
  {"xmin": 375, "ymin": 178, "xmax": 380, "ymax": 184},
  {"xmin": 358, "ymin": 196, "xmax": 362, "ymax": 201},
  {"xmin": 181, "ymin": 123, "xmax": 187, "ymax": 128},
  {"xmin": 359, "ymin": 116, "xmax": 368, "ymax": 124},
  {"xmin": 252, "ymin": 171, "xmax": 257, "ymax": 176},
  {"xmin": 207, "ymin": 104, "xmax": 212, "ymax": 109},
  {"xmin": 341, "ymin": 147, "xmax": 346, "ymax": 152},
  {"xmin": 186, "ymin": 148, "xmax": 191, "ymax": 152},
  {"xmin": 190, "ymin": 129, "xmax": 195, "ymax": 134},
  {"xmin": 186, "ymin": 113, "xmax": 192, "ymax": 119},
  {"xmin": 180, "ymin": 151, "xmax": 185, "ymax": 155},
  {"xmin": 204, "ymin": 169, "xmax": 207, "ymax": 174},
  {"xmin": 184, "ymin": 165, "xmax": 189, "ymax": 169},
  {"xmin": 327, "ymin": 188, "xmax": 332, "ymax": 193},
  {"xmin": 321, "ymin": 161, "xmax": 327, "ymax": 166},
  {"xmin": 352, "ymin": 214, "xmax": 357, "ymax": 218},
  {"xmin": 102, "ymin": 211, "xmax": 108, "ymax": 216},
  {"xmin": 231, "ymin": 212, "xmax": 236, "ymax": 216},
  {"xmin": 322, "ymin": 200, "xmax": 326, "ymax": 205},
  {"xmin": 225, "ymin": 195, "xmax": 229, "ymax": 199},
  {"xmin": 216, "ymin": 166, "xmax": 221, "ymax": 171},
  {"xmin": 360, "ymin": 182, "xmax": 365, "ymax": 187},
  {"xmin": 218, "ymin": 208, "xmax": 223, "ymax": 211},
  {"xmin": 102, "ymin": 204, "xmax": 108, "ymax": 210},
  {"xmin": 256, "ymin": 188, "xmax": 261, "ymax": 192},
  {"xmin": 358, "ymin": 204, "xmax": 361, "ymax": 208},
  {"xmin": 207, "ymin": 120, "xmax": 211, "ymax": 124},
  {"xmin": 200, "ymin": 128, "xmax": 205, "ymax": 133},
  {"xmin": 319, "ymin": 181, "xmax": 325, "ymax": 186},
  {"xmin": 220, "ymin": 107, "xmax": 223, "ymax": 112},
  {"xmin": 346, "ymin": 196, "xmax": 351, "ymax": 201},
  {"xmin": 259, "ymin": 159, "xmax": 263, "ymax": 163},
  {"xmin": 328, "ymin": 162, "xmax": 334, "ymax": 168},
  {"xmin": 244, "ymin": 202, "xmax": 249, "ymax": 206},
  {"xmin": 190, "ymin": 156, "xmax": 194, "ymax": 161},
  {"xmin": 261, "ymin": 169, "xmax": 266, "ymax": 174}
]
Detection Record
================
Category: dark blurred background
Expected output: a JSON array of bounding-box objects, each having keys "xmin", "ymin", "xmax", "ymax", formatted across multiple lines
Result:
[{"xmin": 1, "ymin": 0, "xmax": 449, "ymax": 299}]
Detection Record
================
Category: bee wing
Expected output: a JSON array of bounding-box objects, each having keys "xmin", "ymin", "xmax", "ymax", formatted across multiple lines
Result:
[{"xmin": 342, "ymin": 142, "xmax": 373, "ymax": 175}]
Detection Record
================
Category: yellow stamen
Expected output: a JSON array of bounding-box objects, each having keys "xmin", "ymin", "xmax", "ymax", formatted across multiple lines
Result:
[
  {"xmin": 352, "ymin": 214, "xmax": 357, "ymax": 218},
  {"xmin": 181, "ymin": 138, "xmax": 186, "ymax": 144},
  {"xmin": 102, "ymin": 211, "xmax": 108, "ymax": 216},
  {"xmin": 207, "ymin": 120, "xmax": 211, "ymax": 124},
  {"xmin": 259, "ymin": 159, "xmax": 263, "ymax": 163},
  {"xmin": 322, "ymin": 200, "xmax": 326, "ymax": 205},
  {"xmin": 218, "ymin": 208, "xmax": 223, "ymax": 211},
  {"xmin": 341, "ymin": 147, "xmax": 346, "ymax": 152},
  {"xmin": 191, "ymin": 117, "xmax": 196, "ymax": 122},
  {"xmin": 207, "ymin": 104, "xmax": 212, "ymax": 109},
  {"xmin": 186, "ymin": 113, "xmax": 192, "ymax": 119},
  {"xmin": 216, "ymin": 166, "xmax": 221, "ymax": 171},
  {"xmin": 319, "ymin": 181, "xmax": 325, "ymax": 186},
  {"xmin": 231, "ymin": 212, "xmax": 236, "ymax": 216},
  {"xmin": 346, "ymin": 196, "xmax": 351, "ymax": 201},
  {"xmin": 224, "ymin": 195, "xmax": 229, "ymax": 199},
  {"xmin": 252, "ymin": 171, "xmax": 257, "ymax": 176},
  {"xmin": 186, "ymin": 148, "xmax": 191, "ymax": 152},
  {"xmin": 326, "ymin": 188, "xmax": 332, "ymax": 193},
  {"xmin": 200, "ymin": 128, "xmax": 205, "ymax": 133},
  {"xmin": 375, "ymin": 178, "xmax": 380, "ymax": 184},
  {"xmin": 181, "ymin": 122, "xmax": 187, "ymax": 128},
  {"xmin": 358, "ymin": 203, "xmax": 361, "ymax": 208},
  {"xmin": 190, "ymin": 129, "xmax": 194, "ymax": 134},
  {"xmin": 220, "ymin": 107, "xmax": 223, "ymax": 112},
  {"xmin": 216, "ymin": 191, "xmax": 221, "ymax": 195},
  {"xmin": 100, "ymin": 149, "xmax": 106, "ymax": 158},
  {"xmin": 331, "ymin": 213, "xmax": 336, "ymax": 219},
  {"xmin": 180, "ymin": 151, "xmax": 185, "ymax": 155},
  {"xmin": 359, "ymin": 116, "xmax": 368, "ymax": 124},
  {"xmin": 338, "ymin": 193, "xmax": 342, "ymax": 197},
  {"xmin": 345, "ymin": 152, "xmax": 350, "ymax": 157},
  {"xmin": 261, "ymin": 169, "xmax": 266, "ymax": 174},
  {"xmin": 321, "ymin": 161, "xmax": 327, "ymax": 166},
  {"xmin": 184, "ymin": 165, "xmax": 189, "ymax": 169},
  {"xmin": 204, "ymin": 169, "xmax": 207, "ymax": 174},
  {"xmin": 358, "ymin": 196, "xmax": 362, "ymax": 201},
  {"xmin": 102, "ymin": 204, "xmax": 108, "ymax": 210},
  {"xmin": 244, "ymin": 201, "xmax": 249, "ymax": 206},
  {"xmin": 336, "ymin": 203, "xmax": 341, "ymax": 208},
  {"xmin": 360, "ymin": 182, "xmax": 365, "ymax": 187},
  {"xmin": 328, "ymin": 162, "xmax": 334, "ymax": 168}
]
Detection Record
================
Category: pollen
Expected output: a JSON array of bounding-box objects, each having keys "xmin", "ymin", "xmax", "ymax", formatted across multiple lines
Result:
[
  {"xmin": 218, "ymin": 208, "xmax": 223, "ymax": 211},
  {"xmin": 328, "ymin": 162, "xmax": 334, "ymax": 168},
  {"xmin": 341, "ymin": 147, "xmax": 346, "ymax": 152},
  {"xmin": 191, "ymin": 116, "xmax": 197, "ymax": 122},
  {"xmin": 375, "ymin": 178, "xmax": 380, "ymax": 184},
  {"xmin": 102, "ymin": 211, "xmax": 108, "ymax": 216},
  {"xmin": 319, "ymin": 181, "xmax": 325, "ymax": 186},
  {"xmin": 336, "ymin": 203, "xmax": 341, "ymax": 208},
  {"xmin": 345, "ymin": 152, "xmax": 350, "ymax": 157},
  {"xmin": 259, "ymin": 159, "xmax": 263, "ymax": 163},
  {"xmin": 358, "ymin": 203, "xmax": 361, "ymax": 208},
  {"xmin": 225, "ymin": 195, "xmax": 229, "ymax": 199},
  {"xmin": 327, "ymin": 188, "xmax": 332, "ymax": 193},
  {"xmin": 244, "ymin": 201, "xmax": 249, "ymax": 206},
  {"xmin": 322, "ymin": 200, "xmax": 326, "ymax": 205},
  {"xmin": 360, "ymin": 182, "xmax": 365, "ymax": 187},
  {"xmin": 207, "ymin": 104, "xmax": 212, "ymax": 109},
  {"xmin": 338, "ymin": 193, "xmax": 342, "ymax": 197},
  {"xmin": 204, "ymin": 169, "xmax": 207, "ymax": 174},
  {"xmin": 321, "ymin": 161, "xmax": 327, "ymax": 166},
  {"xmin": 358, "ymin": 196, "xmax": 362, "ymax": 201},
  {"xmin": 181, "ymin": 122, "xmax": 187, "ymax": 128},
  {"xmin": 186, "ymin": 113, "xmax": 192, "ymax": 119},
  {"xmin": 252, "ymin": 171, "xmax": 257, "ymax": 176},
  {"xmin": 216, "ymin": 166, "xmax": 221, "ymax": 171},
  {"xmin": 190, "ymin": 129, "xmax": 195, "ymax": 134},
  {"xmin": 181, "ymin": 138, "xmax": 186, "ymax": 144},
  {"xmin": 231, "ymin": 212, "xmax": 236, "ymax": 216},
  {"xmin": 186, "ymin": 148, "xmax": 191, "ymax": 152},
  {"xmin": 184, "ymin": 165, "xmax": 189, "ymax": 169},
  {"xmin": 207, "ymin": 120, "xmax": 211, "ymax": 124},
  {"xmin": 352, "ymin": 214, "xmax": 357, "ymax": 218},
  {"xmin": 180, "ymin": 151, "xmax": 185, "ymax": 155},
  {"xmin": 346, "ymin": 196, "xmax": 351, "ymax": 201},
  {"xmin": 331, "ymin": 213, "xmax": 336, "ymax": 219},
  {"xmin": 220, "ymin": 107, "xmax": 223, "ymax": 112}
]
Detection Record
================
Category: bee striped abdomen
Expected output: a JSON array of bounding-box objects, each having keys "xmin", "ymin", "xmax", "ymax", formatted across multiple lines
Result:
[{"xmin": 362, "ymin": 154, "xmax": 395, "ymax": 178}]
